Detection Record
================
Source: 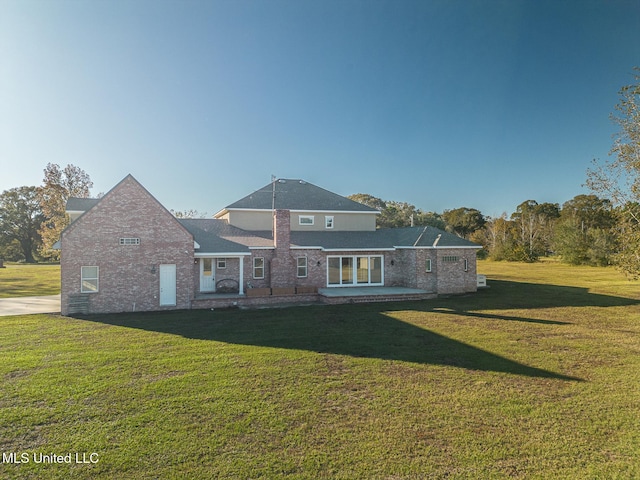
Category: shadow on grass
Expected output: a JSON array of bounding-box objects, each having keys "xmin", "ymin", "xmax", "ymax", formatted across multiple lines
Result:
[
  {"xmin": 417, "ymin": 279, "xmax": 640, "ymax": 326},
  {"xmin": 70, "ymin": 278, "xmax": 638, "ymax": 382}
]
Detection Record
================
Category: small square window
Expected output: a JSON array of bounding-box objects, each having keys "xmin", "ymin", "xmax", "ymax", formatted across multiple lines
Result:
[
  {"xmin": 297, "ymin": 257, "xmax": 308, "ymax": 277},
  {"xmin": 217, "ymin": 259, "xmax": 226, "ymax": 269},
  {"xmin": 299, "ymin": 215, "xmax": 314, "ymax": 225}
]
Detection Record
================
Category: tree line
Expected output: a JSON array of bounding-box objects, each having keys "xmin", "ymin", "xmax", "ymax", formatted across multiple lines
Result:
[
  {"xmin": 350, "ymin": 67, "xmax": 640, "ymax": 279},
  {"xmin": 348, "ymin": 192, "xmax": 621, "ymax": 264},
  {"xmin": 0, "ymin": 163, "xmax": 93, "ymax": 263},
  {"xmin": 2, "ymin": 68, "xmax": 638, "ymax": 277}
]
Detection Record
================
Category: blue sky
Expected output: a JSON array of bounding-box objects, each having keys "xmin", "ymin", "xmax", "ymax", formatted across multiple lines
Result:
[{"xmin": 1, "ymin": 0, "xmax": 639, "ymax": 217}]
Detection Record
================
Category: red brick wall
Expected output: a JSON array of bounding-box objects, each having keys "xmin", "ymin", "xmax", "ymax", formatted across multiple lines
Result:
[
  {"xmin": 61, "ymin": 176, "xmax": 195, "ymax": 314},
  {"xmin": 435, "ymin": 248, "xmax": 478, "ymax": 294}
]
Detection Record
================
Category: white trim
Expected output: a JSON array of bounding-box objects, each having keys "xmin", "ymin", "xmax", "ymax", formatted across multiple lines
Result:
[
  {"xmin": 290, "ymin": 245, "xmax": 323, "ymax": 250},
  {"xmin": 194, "ymin": 241, "xmax": 200, "ymax": 249},
  {"xmin": 248, "ymin": 246, "xmax": 276, "ymax": 250},
  {"xmin": 322, "ymin": 247, "xmax": 396, "ymax": 252},
  {"xmin": 297, "ymin": 256, "xmax": 308, "ymax": 278},
  {"xmin": 217, "ymin": 207, "xmax": 380, "ymax": 215},
  {"xmin": 299, "ymin": 215, "xmax": 315, "ymax": 225},
  {"xmin": 194, "ymin": 252, "xmax": 251, "ymax": 257},
  {"xmin": 326, "ymin": 255, "xmax": 384, "ymax": 287},
  {"xmin": 325, "ymin": 215, "xmax": 334, "ymax": 229},
  {"xmin": 80, "ymin": 266, "xmax": 99, "ymax": 293},
  {"xmin": 253, "ymin": 257, "xmax": 265, "ymax": 279},
  {"xmin": 290, "ymin": 209, "xmax": 379, "ymax": 215},
  {"xmin": 394, "ymin": 245, "xmax": 483, "ymax": 250}
]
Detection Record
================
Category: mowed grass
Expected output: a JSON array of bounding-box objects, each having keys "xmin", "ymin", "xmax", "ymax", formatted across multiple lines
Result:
[
  {"xmin": 0, "ymin": 263, "xmax": 60, "ymax": 297},
  {"xmin": 1, "ymin": 261, "xmax": 639, "ymax": 479}
]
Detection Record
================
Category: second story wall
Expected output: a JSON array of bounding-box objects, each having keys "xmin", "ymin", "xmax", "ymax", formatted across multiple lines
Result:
[{"xmin": 223, "ymin": 209, "xmax": 378, "ymax": 232}]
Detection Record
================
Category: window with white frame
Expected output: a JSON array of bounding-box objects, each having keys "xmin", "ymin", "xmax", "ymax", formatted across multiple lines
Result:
[
  {"xmin": 327, "ymin": 255, "xmax": 383, "ymax": 286},
  {"xmin": 325, "ymin": 216, "xmax": 334, "ymax": 229},
  {"xmin": 426, "ymin": 259, "xmax": 432, "ymax": 272},
  {"xmin": 253, "ymin": 257, "xmax": 264, "ymax": 279},
  {"xmin": 299, "ymin": 215, "xmax": 314, "ymax": 226},
  {"xmin": 297, "ymin": 257, "xmax": 308, "ymax": 277},
  {"xmin": 119, "ymin": 238, "xmax": 140, "ymax": 245},
  {"xmin": 464, "ymin": 258, "xmax": 468, "ymax": 271},
  {"xmin": 217, "ymin": 258, "xmax": 226, "ymax": 269},
  {"xmin": 442, "ymin": 255, "xmax": 459, "ymax": 263},
  {"xmin": 81, "ymin": 266, "xmax": 99, "ymax": 293}
]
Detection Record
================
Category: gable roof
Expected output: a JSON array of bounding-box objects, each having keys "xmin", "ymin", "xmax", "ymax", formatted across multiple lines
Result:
[
  {"xmin": 66, "ymin": 197, "xmax": 100, "ymax": 212},
  {"xmin": 62, "ymin": 174, "xmax": 192, "ymax": 241},
  {"xmin": 216, "ymin": 179, "xmax": 379, "ymax": 215}
]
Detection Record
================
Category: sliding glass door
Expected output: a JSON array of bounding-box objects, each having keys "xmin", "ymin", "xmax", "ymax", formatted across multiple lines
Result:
[{"xmin": 327, "ymin": 255, "xmax": 383, "ymax": 286}]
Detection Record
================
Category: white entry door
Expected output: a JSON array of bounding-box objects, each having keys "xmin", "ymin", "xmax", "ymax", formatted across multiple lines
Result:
[
  {"xmin": 200, "ymin": 258, "xmax": 215, "ymax": 292},
  {"xmin": 159, "ymin": 264, "xmax": 177, "ymax": 306}
]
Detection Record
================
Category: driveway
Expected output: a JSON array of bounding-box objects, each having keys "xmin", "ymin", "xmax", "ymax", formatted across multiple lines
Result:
[{"xmin": 0, "ymin": 295, "xmax": 61, "ymax": 316}]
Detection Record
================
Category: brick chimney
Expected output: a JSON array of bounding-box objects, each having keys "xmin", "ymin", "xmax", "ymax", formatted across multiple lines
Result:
[
  {"xmin": 273, "ymin": 209, "xmax": 290, "ymax": 252},
  {"xmin": 271, "ymin": 209, "xmax": 293, "ymax": 288}
]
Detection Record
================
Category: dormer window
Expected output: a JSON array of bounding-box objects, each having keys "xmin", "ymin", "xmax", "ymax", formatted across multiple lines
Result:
[{"xmin": 299, "ymin": 215, "xmax": 314, "ymax": 226}]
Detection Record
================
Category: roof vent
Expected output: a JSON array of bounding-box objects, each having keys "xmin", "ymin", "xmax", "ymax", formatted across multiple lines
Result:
[
  {"xmin": 299, "ymin": 180, "xmax": 306, "ymax": 184},
  {"xmin": 278, "ymin": 179, "xmax": 286, "ymax": 183}
]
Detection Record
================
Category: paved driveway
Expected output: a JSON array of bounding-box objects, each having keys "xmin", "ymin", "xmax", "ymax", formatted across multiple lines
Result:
[{"xmin": 0, "ymin": 295, "xmax": 61, "ymax": 316}]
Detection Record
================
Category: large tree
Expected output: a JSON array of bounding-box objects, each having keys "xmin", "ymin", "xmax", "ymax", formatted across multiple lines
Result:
[
  {"xmin": 511, "ymin": 200, "xmax": 560, "ymax": 260},
  {"xmin": 0, "ymin": 186, "xmax": 45, "ymax": 263},
  {"xmin": 553, "ymin": 195, "xmax": 617, "ymax": 266},
  {"xmin": 587, "ymin": 68, "xmax": 640, "ymax": 277},
  {"xmin": 38, "ymin": 163, "xmax": 93, "ymax": 260},
  {"xmin": 347, "ymin": 194, "xmax": 445, "ymax": 229},
  {"xmin": 442, "ymin": 207, "xmax": 485, "ymax": 239}
]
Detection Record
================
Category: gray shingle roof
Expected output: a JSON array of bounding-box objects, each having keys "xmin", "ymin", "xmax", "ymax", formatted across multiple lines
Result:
[
  {"xmin": 223, "ymin": 179, "xmax": 379, "ymax": 212},
  {"xmin": 178, "ymin": 219, "xmax": 273, "ymax": 253},
  {"xmin": 290, "ymin": 226, "xmax": 479, "ymax": 250},
  {"xmin": 66, "ymin": 197, "xmax": 100, "ymax": 211}
]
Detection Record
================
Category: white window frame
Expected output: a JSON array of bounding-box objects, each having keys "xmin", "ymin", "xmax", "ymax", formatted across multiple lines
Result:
[
  {"xmin": 81, "ymin": 266, "xmax": 99, "ymax": 293},
  {"xmin": 325, "ymin": 216, "xmax": 334, "ymax": 229},
  {"xmin": 217, "ymin": 258, "xmax": 226, "ymax": 269},
  {"xmin": 426, "ymin": 258, "xmax": 432, "ymax": 272},
  {"xmin": 464, "ymin": 258, "xmax": 468, "ymax": 272},
  {"xmin": 297, "ymin": 257, "xmax": 308, "ymax": 278},
  {"xmin": 299, "ymin": 215, "xmax": 314, "ymax": 226},
  {"xmin": 253, "ymin": 257, "xmax": 265, "ymax": 279},
  {"xmin": 326, "ymin": 255, "xmax": 384, "ymax": 287}
]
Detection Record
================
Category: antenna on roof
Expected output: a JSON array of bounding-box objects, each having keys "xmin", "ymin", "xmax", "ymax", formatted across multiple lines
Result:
[
  {"xmin": 271, "ymin": 175, "xmax": 276, "ymax": 211},
  {"xmin": 271, "ymin": 175, "xmax": 276, "ymax": 238}
]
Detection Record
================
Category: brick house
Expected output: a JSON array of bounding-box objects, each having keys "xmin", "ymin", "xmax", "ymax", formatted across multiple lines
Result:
[{"xmin": 60, "ymin": 175, "xmax": 481, "ymax": 315}]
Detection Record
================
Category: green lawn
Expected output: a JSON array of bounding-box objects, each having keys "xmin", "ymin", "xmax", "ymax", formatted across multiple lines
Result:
[
  {"xmin": 0, "ymin": 263, "xmax": 60, "ymax": 297},
  {"xmin": 1, "ymin": 260, "xmax": 639, "ymax": 479}
]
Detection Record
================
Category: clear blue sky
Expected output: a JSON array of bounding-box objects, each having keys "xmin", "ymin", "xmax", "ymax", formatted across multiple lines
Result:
[{"xmin": 1, "ymin": 0, "xmax": 639, "ymax": 217}]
